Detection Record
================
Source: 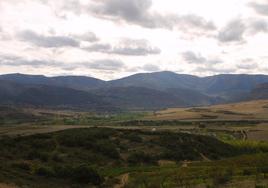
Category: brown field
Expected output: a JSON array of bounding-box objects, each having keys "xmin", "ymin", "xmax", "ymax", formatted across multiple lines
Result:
[{"xmin": 146, "ymin": 100, "xmax": 268, "ymax": 121}]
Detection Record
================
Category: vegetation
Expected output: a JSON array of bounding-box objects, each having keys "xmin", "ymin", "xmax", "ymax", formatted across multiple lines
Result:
[{"xmin": 1, "ymin": 127, "xmax": 264, "ymax": 187}]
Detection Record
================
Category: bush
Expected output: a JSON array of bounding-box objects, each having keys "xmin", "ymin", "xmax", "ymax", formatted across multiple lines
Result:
[
  {"xmin": 52, "ymin": 164, "xmax": 103, "ymax": 185},
  {"xmin": 243, "ymin": 168, "xmax": 257, "ymax": 176},
  {"xmin": 127, "ymin": 152, "xmax": 154, "ymax": 165},
  {"xmin": 34, "ymin": 166, "xmax": 54, "ymax": 177},
  {"xmin": 124, "ymin": 133, "xmax": 143, "ymax": 143},
  {"xmin": 72, "ymin": 165, "xmax": 103, "ymax": 185},
  {"xmin": 257, "ymin": 167, "xmax": 268, "ymax": 174},
  {"xmin": 27, "ymin": 150, "xmax": 50, "ymax": 162},
  {"xmin": 210, "ymin": 167, "xmax": 232, "ymax": 186},
  {"xmin": 11, "ymin": 161, "xmax": 31, "ymax": 171},
  {"xmin": 94, "ymin": 141, "xmax": 120, "ymax": 159},
  {"xmin": 53, "ymin": 165, "xmax": 73, "ymax": 178}
]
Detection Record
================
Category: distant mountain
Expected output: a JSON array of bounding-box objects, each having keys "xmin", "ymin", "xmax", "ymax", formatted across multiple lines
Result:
[
  {"xmin": 0, "ymin": 80, "xmax": 113, "ymax": 111},
  {"xmin": 166, "ymin": 88, "xmax": 223, "ymax": 106},
  {"xmin": 201, "ymin": 74, "xmax": 268, "ymax": 101},
  {"xmin": 92, "ymin": 86, "xmax": 218, "ymax": 109},
  {"xmin": 0, "ymin": 73, "xmax": 105, "ymax": 91},
  {"xmin": 107, "ymin": 71, "xmax": 201, "ymax": 90},
  {"xmin": 109, "ymin": 72, "xmax": 268, "ymax": 101},
  {"xmin": 1, "ymin": 72, "xmax": 268, "ymax": 110},
  {"xmin": 249, "ymin": 83, "xmax": 268, "ymax": 100}
]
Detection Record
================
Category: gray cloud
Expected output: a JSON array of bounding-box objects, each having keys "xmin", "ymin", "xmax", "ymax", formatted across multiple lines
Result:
[
  {"xmin": 111, "ymin": 39, "xmax": 161, "ymax": 56},
  {"xmin": 18, "ymin": 30, "xmax": 80, "ymax": 48},
  {"xmin": 80, "ymin": 59, "xmax": 125, "ymax": 70},
  {"xmin": 249, "ymin": 2, "xmax": 268, "ymax": 16},
  {"xmin": 0, "ymin": 54, "xmax": 61, "ymax": 68},
  {"xmin": 217, "ymin": 18, "xmax": 268, "ymax": 44},
  {"xmin": 182, "ymin": 51, "xmax": 206, "ymax": 64},
  {"xmin": 182, "ymin": 51, "xmax": 222, "ymax": 65},
  {"xmin": 249, "ymin": 19, "xmax": 268, "ymax": 33},
  {"xmin": 84, "ymin": 39, "xmax": 161, "ymax": 56},
  {"xmin": 89, "ymin": 0, "xmax": 216, "ymax": 31},
  {"xmin": 218, "ymin": 19, "xmax": 246, "ymax": 43},
  {"xmin": 72, "ymin": 32, "xmax": 99, "ymax": 42},
  {"xmin": 85, "ymin": 43, "xmax": 112, "ymax": 52},
  {"xmin": 0, "ymin": 53, "xmax": 125, "ymax": 71},
  {"xmin": 237, "ymin": 63, "xmax": 257, "ymax": 70},
  {"xmin": 236, "ymin": 58, "xmax": 258, "ymax": 70},
  {"xmin": 177, "ymin": 14, "xmax": 216, "ymax": 31}
]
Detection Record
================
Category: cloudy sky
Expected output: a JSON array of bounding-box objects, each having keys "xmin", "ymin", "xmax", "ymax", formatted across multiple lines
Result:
[{"xmin": 0, "ymin": 0, "xmax": 268, "ymax": 80}]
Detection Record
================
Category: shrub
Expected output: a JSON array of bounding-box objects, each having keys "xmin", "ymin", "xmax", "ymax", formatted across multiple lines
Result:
[
  {"xmin": 27, "ymin": 150, "xmax": 50, "ymax": 162},
  {"xmin": 52, "ymin": 164, "xmax": 103, "ymax": 185},
  {"xmin": 124, "ymin": 133, "xmax": 143, "ymax": 143},
  {"xmin": 210, "ymin": 167, "xmax": 232, "ymax": 186},
  {"xmin": 34, "ymin": 166, "xmax": 54, "ymax": 177},
  {"xmin": 11, "ymin": 161, "xmax": 31, "ymax": 171},
  {"xmin": 243, "ymin": 168, "xmax": 257, "ymax": 176},
  {"xmin": 257, "ymin": 167, "xmax": 268, "ymax": 174},
  {"xmin": 127, "ymin": 152, "xmax": 154, "ymax": 165},
  {"xmin": 72, "ymin": 165, "xmax": 103, "ymax": 185},
  {"xmin": 94, "ymin": 141, "xmax": 120, "ymax": 159}
]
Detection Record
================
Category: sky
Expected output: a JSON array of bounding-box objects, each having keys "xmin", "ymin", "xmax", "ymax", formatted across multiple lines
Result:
[{"xmin": 0, "ymin": 0, "xmax": 268, "ymax": 80}]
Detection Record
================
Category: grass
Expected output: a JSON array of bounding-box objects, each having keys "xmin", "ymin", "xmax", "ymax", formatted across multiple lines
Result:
[
  {"xmin": 126, "ymin": 153, "xmax": 268, "ymax": 188},
  {"xmin": 226, "ymin": 140, "xmax": 268, "ymax": 153}
]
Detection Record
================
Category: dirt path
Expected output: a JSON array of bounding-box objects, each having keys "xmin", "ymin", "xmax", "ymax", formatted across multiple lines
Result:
[
  {"xmin": 241, "ymin": 130, "xmax": 248, "ymax": 140},
  {"xmin": 114, "ymin": 173, "xmax": 129, "ymax": 188},
  {"xmin": 200, "ymin": 153, "xmax": 211, "ymax": 161}
]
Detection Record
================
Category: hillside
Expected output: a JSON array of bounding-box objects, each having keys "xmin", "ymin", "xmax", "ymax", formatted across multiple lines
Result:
[
  {"xmin": 0, "ymin": 80, "xmax": 113, "ymax": 111},
  {"xmin": 249, "ymin": 83, "xmax": 268, "ymax": 100},
  {"xmin": 93, "ymin": 86, "xmax": 218, "ymax": 109},
  {"xmin": 0, "ymin": 128, "xmax": 248, "ymax": 187}
]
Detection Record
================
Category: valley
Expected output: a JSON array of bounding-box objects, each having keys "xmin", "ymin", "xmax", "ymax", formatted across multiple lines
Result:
[{"xmin": 0, "ymin": 99, "xmax": 268, "ymax": 187}]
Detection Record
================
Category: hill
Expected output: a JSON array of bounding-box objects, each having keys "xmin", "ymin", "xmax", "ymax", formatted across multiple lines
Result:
[{"xmin": 0, "ymin": 128, "xmax": 248, "ymax": 187}]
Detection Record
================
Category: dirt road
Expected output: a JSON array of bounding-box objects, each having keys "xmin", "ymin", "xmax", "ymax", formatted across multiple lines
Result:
[{"xmin": 114, "ymin": 173, "xmax": 129, "ymax": 188}]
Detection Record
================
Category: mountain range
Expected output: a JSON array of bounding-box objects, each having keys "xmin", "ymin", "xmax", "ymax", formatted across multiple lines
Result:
[{"xmin": 0, "ymin": 71, "xmax": 268, "ymax": 111}]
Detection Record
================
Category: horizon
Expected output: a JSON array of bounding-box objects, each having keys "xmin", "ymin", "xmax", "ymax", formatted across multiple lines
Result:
[
  {"xmin": 1, "ymin": 0, "xmax": 268, "ymax": 80},
  {"xmin": 1, "ymin": 71, "xmax": 268, "ymax": 82}
]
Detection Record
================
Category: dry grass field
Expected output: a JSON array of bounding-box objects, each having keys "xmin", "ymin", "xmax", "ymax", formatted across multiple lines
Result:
[{"xmin": 146, "ymin": 100, "xmax": 268, "ymax": 121}]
